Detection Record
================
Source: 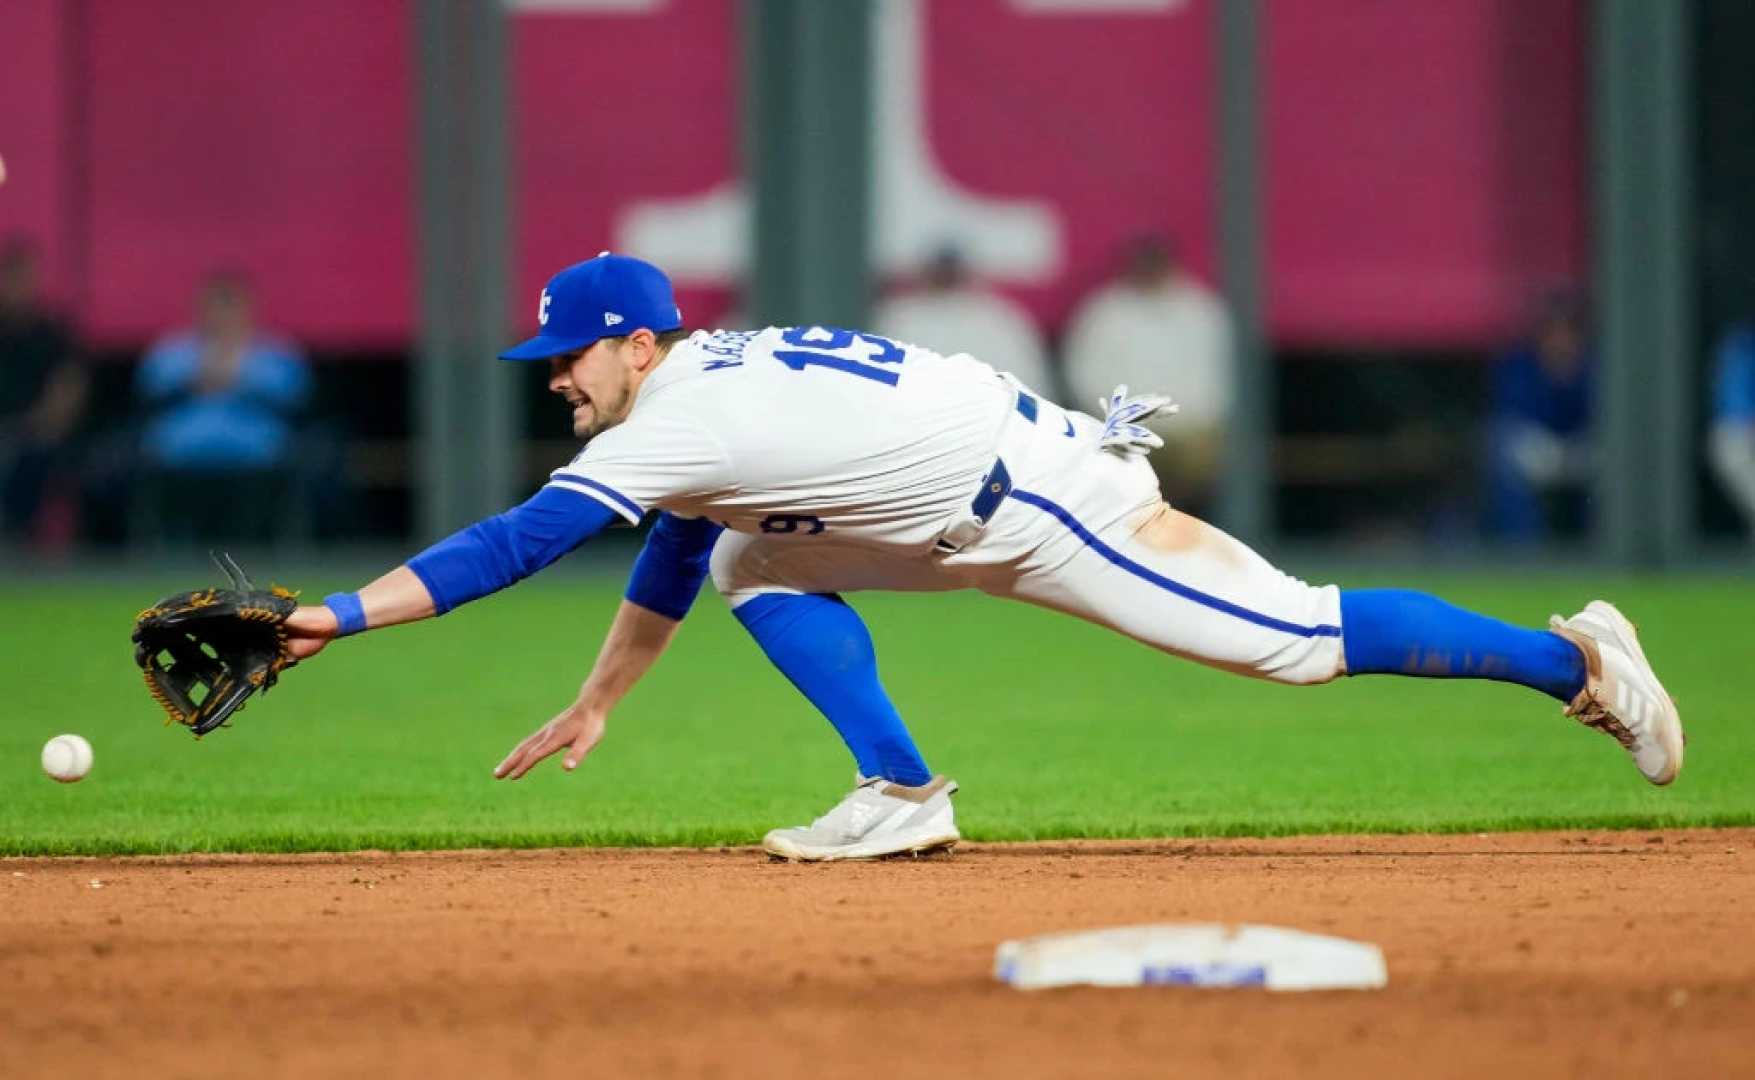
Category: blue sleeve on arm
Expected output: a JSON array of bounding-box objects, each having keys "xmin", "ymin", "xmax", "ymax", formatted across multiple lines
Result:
[
  {"xmin": 406, "ymin": 486, "xmax": 620, "ymax": 614},
  {"xmin": 625, "ymin": 513, "xmax": 724, "ymax": 621}
]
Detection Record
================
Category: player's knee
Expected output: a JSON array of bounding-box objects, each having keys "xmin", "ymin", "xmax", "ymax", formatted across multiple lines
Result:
[
  {"xmin": 708, "ymin": 533, "xmax": 754, "ymax": 599},
  {"xmin": 1256, "ymin": 592, "xmax": 1347, "ymax": 687},
  {"xmin": 1262, "ymin": 662, "xmax": 1342, "ymax": 687},
  {"xmin": 708, "ymin": 539, "xmax": 789, "ymax": 610}
]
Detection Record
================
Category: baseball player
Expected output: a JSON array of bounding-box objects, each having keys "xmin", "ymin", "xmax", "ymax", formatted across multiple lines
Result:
[{"xmin": 282, "ymin": 254, "xmax": 1684, "ymax": 861}]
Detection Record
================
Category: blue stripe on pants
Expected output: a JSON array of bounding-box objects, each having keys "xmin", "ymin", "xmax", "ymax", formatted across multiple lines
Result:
[{"xmin": 1008, "ymin": 488, "xmax": 1343, "ymax": 639}]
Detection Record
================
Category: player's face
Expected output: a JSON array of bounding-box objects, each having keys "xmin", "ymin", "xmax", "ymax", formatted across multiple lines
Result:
[{"xmin": 548, "ymin": 340, "xmax": 636, "ymax": 440}]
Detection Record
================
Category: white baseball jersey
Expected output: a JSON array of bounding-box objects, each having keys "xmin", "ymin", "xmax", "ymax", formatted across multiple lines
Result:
[
  {"xmin": 551, "ymin": 325, "xmax": 1345, "ymax": 688},
  {"xmin": 546, "ymin": 327, "xmax": 1019, "ymax": 550}
]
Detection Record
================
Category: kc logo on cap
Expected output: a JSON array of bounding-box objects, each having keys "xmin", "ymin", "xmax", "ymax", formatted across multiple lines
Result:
[{"xmin": 498, "ymin": 252, "xmax": 683, "ymax": 362}]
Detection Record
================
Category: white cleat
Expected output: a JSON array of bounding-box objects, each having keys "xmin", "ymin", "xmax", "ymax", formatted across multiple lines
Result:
[
  {"xmin": 1548, "ymin": 601, "xmax": 1685, "ymax": 785},
  {"xmin": 763, "ymin": 775, "xmax": 960, "ymax": 862}
]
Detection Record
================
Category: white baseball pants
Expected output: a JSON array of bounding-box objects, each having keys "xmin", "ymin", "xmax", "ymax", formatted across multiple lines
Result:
[{"xmin": 711, "ymin": 395, "xmax": 1345, "ymax": 686}]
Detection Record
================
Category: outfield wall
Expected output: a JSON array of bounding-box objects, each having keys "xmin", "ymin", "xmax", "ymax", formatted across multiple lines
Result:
[{"xmin": 0, "ymin": 0, "xmax": 1583, "ymax": 350}]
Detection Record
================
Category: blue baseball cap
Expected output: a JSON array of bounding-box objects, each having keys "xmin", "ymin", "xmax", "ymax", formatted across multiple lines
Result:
[{"xmin": 499, "ymin": 252, "xmax": 683, "ymax": 362}]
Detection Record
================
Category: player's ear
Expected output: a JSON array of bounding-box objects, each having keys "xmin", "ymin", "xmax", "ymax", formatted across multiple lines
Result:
[{"xmin": 625, "ymin": 328, "xmax": 659, "ymax": 371}]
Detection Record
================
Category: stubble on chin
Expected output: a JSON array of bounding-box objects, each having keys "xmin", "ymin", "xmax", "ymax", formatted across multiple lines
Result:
[
  {"xmin": 573, "ymin": 411, "xmax": 615, "ymax": 442},
  {"xmin": 575, "ymin": 386, "xmax": 629, "ymax": 442}
]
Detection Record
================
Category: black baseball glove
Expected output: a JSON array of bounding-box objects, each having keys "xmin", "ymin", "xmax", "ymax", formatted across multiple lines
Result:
[{"xmin": 132, "ymin": 553, "xmax": 300, "ymax": 736}]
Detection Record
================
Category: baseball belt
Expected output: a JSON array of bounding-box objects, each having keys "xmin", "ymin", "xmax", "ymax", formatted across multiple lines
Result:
[{"xmin": 935, "ymin": 390, "xmax": 1039, "ymax": 553}]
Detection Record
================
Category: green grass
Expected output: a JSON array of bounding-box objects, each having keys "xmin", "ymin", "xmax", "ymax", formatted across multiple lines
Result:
[{"xmin": 4, "ymin": 570, "xmax": 1752, "ymax": 855}]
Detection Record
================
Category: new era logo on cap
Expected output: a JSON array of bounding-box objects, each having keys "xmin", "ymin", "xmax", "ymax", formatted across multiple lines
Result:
[{"xmin": 499, "ymin": 252, "xmax": 682, "ymax": 362}]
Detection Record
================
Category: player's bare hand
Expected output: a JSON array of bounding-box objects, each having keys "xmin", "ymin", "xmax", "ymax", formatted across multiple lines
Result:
[
  {"xmin": 283, "ymin": 605, "xmax": 339, "ymax": 661},
  {"xmin": 494, "ymin": 704, "xmax": 606, "ymax": 780}
]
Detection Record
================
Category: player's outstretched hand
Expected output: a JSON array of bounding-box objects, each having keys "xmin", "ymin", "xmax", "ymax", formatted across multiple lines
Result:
[
  {"xmin": 494, "ymin": 703, "xmax": 606, "ymax": 780},
  {"xmin": 1097, "ymin": 384, "xmax": 1178, "ymax": 457},
  {"xmin": 283, "ymin": 605, "xmax": 341, "ymax": 662}
]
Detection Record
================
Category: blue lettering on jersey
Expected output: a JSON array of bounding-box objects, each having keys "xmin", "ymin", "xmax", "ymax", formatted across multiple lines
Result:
[{"xmin": 699, "ymin": 329, "xmax": 757, "ymax": 372}]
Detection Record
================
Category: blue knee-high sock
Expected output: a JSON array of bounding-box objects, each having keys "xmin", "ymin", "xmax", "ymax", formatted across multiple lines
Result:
[
  {"xmin": 1339, "ymin": 589, "xmax": 1586, "ymax": 702},
  {"xmin": 733, "ymin": 592, "xmax": 933, "ymax": 786}
]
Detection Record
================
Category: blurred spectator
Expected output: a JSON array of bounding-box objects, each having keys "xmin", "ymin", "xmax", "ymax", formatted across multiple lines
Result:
[
  {"xmin": 872, "ymin": 246, "xmax": 1053, "ymax": 396},
  {"xmin": 135, "ymin": 271, "xmax": 312, "ymax": 545},
  {"xmin": 1707, "ymin": 319, "xmax": 1755, "ymax": 538},
  {"xmin": 0, "ymin": 234, "xmax": 87, "ymax": 548},
  {"xmin": 1062, "ymin": 235, "xmax": 1234, "ymax": 510},
  {"xmin": 1485, "ymin": 291, "xmax": 1594, "ymax": 541}
]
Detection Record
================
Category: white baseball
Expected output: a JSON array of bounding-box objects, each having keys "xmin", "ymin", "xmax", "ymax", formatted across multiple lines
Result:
[{"xmin": 41, "ymin": 734, "xmax": 93, "ymax": 783}]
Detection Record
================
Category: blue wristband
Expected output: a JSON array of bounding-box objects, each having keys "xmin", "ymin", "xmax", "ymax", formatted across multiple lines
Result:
[{"xmin": 323, "ymin": 592, "xmax": 368, "ymax": 637}]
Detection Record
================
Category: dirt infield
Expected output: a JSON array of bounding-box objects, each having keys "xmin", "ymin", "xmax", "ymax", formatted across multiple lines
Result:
[{"xmin": 4, "ymin": 830, "xmax": 1751, "ymax": 1079}]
